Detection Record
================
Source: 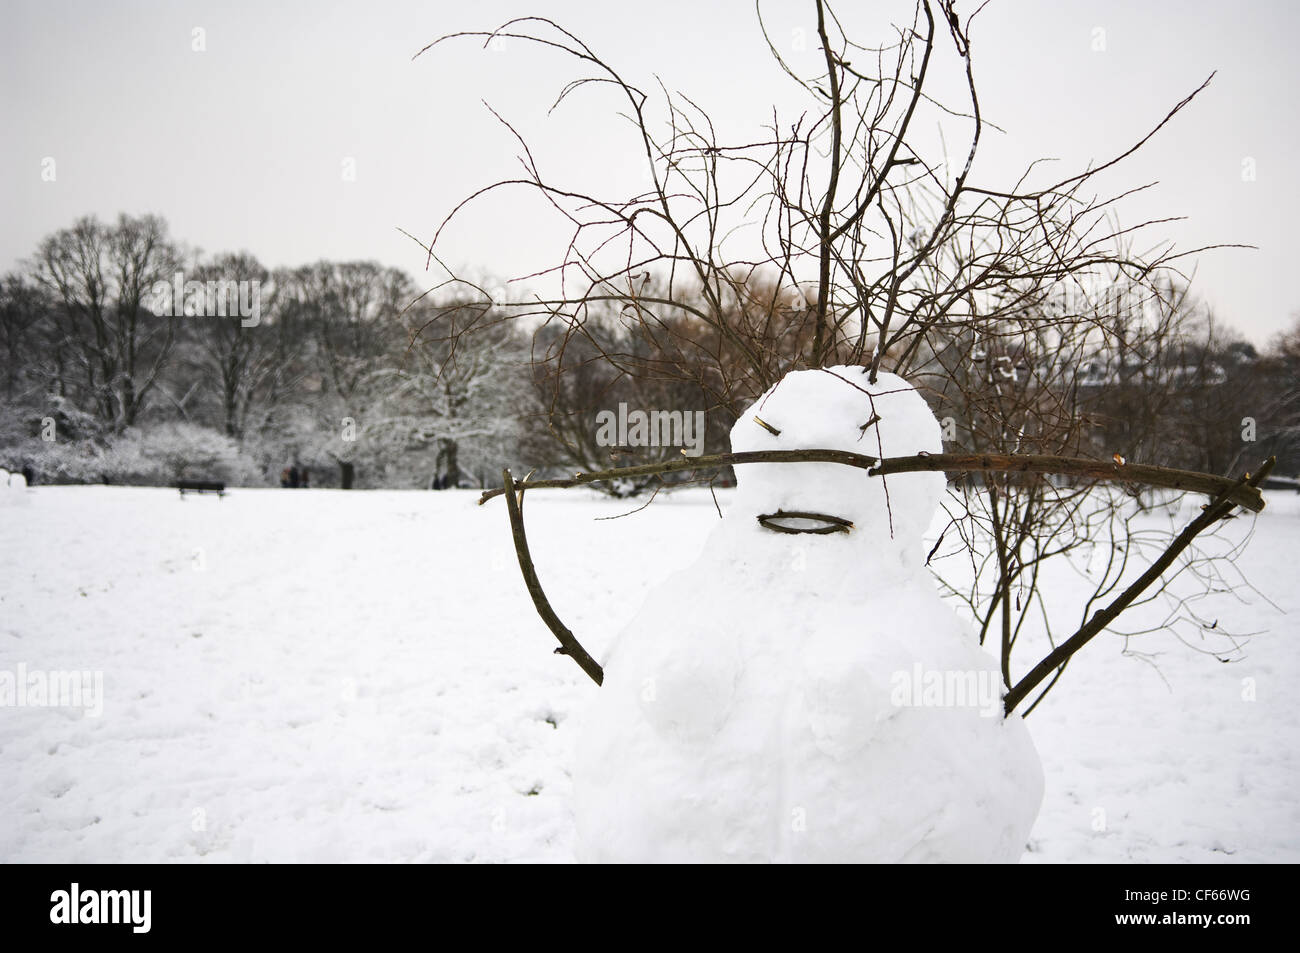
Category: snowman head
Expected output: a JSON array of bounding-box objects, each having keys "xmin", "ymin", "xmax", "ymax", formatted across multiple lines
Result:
[{"xmin": 730, "ymin": 366, "xmax": 946, "ymax": 562}]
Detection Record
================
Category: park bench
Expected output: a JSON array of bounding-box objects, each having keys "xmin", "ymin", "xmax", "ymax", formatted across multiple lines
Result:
[{"xmin": 177, "ymin": 480, "xmax": 226, "ymax": 498}]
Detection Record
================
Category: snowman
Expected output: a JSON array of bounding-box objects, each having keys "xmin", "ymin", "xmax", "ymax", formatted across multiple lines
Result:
[{"xmin": 572, "ymin": 366, "xmax": 1043, "ymax": 862}]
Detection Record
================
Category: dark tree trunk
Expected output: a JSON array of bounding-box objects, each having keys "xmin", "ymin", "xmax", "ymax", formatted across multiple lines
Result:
[{"xmin": 437, "ymin": 438, "xmax": 461, "ymax": 489}]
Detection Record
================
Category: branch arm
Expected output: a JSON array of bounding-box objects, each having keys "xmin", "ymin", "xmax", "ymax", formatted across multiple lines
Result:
[
  {"xmin": 481, "ymin": 451, "xmax": 1266, "ymax": 513},
  {"xmin": 1003, "ymin": 457, "xmax": 1275, "ymax": 715},
  {"xmin": 501, "ymin": 469, "xmax": 604, "ymax": 686}
]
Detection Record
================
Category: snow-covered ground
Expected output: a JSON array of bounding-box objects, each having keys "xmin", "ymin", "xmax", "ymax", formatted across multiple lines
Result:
[{"xmin": 1, "ymin": 483, "xmax": 1297, "ymax": 862}]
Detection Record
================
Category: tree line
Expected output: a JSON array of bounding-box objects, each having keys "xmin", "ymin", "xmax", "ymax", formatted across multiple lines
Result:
[
  {"xmin": 0, "ymin": 212, "xmax": 543, "ymax": 489},
  {"xmin": 1, "ymin": 212, "xmax": 1297, "ymax": 492}
]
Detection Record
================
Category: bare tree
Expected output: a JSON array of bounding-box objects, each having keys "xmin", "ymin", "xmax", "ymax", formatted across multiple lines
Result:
[
  {"xmin": 0, "ymin": 274, "xmax": 55, "ymax": 404},
  {"xmin": 373, "ymin": 298, "xmax": 537, "ymax": 488},
  {"xmin": 29, "ymin": 214, "xmax": 181, "ymax": 431},
  {"xmin": 278, "ymin": 260, "xmax": 412, "ymax": 487},
  {"xmin": 177, "ymin": 252, "xmax": 281, "ymax": 439}
]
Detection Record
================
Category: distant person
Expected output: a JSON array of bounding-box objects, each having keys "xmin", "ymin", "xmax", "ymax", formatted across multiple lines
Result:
[
  {"xmin": 280, "ymin": 468, "xmax": 291, "ymax": 488},
  {"xmin": 22, "ymin": 464, "xmax": 34, "ymax": 486},
  {"xmin": 288, "ymin": 466, "xmax": 300, "ymax": 488},
  {"xmin": 300, "ymin": 468, "xmax": 309, "ymax": 488}
]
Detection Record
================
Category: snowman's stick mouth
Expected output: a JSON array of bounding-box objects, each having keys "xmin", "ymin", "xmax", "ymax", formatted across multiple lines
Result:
[{"xmin": 756, "ymin": 510, "xmax": 854, "ymax": 535}]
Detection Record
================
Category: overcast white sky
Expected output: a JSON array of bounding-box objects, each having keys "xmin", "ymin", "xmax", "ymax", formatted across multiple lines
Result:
[{"xmin": 2, "ymin": 0, "xmax": 1297, "ymax": 343}]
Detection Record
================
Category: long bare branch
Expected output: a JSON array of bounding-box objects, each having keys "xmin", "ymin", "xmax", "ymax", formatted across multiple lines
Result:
[
  {"xmin": 481, "ymin": 451, "xmax": 1266, "ymax": 513},
  {"xmin": 1003, "ymin": 457, "xmax": 1275, "ymax": 715},
  {"xmin": 501, "ymin": 469, "xmax": 604, "ymax": 685}
]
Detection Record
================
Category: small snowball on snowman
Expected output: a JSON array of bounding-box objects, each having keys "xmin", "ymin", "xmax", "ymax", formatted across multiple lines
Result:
[{"xmin": 574, "ymin": 366, "xmax": 1043, "ymax": 862}]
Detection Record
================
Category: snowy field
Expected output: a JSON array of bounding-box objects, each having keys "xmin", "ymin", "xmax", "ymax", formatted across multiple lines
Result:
[{"xmin": 1, "ymin": 482, "xmax": 1298, "ymax": 863}]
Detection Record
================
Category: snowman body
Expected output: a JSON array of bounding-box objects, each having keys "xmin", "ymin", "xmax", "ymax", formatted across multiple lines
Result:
[{"xmin": 573, "ymin": 367, "xmax": 1044, "ymax": 862}]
